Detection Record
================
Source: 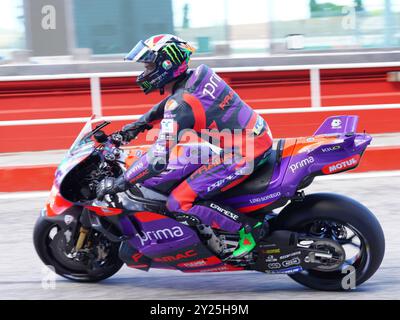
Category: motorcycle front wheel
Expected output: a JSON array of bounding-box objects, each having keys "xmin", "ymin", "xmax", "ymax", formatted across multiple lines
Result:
[{"xmin": 33, "ymin": 216, "xmax": 123, "ymax": 282}]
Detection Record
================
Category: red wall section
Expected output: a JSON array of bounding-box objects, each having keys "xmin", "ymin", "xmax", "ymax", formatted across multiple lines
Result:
[
  {"xmin": 320, "ymin": 67, "xmax": 400, "ymax": 106},
  {"xmin": 353, "ymin": 146, "xmax": 400, "ymax": 172},
  {"xmin": 1, "ymin": 109, "xmax": 399, "ymax": 153},
  {"xmin": 224, "ymin": 70, "xmax": 312, "ymax": 109},
  {"xmin": 265, "ymin": 108, "xmax": 400, "ymax": 138},
  {"xmin": 0, "ymin": 79, "xmax": 92, "ymax": 121},
  {"xmin": 1, "ymin": 66, "xmax": 400, "ymax": 152}
]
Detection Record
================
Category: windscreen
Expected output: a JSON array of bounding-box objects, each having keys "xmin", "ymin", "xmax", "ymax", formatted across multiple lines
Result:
[{"xmin": 68, "ymin": 116, "xmax": 97, "ymax": 156}]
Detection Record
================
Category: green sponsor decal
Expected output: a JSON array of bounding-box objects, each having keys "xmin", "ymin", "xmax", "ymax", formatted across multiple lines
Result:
[
  {"xmin": 162, "ymin": 43, "xmax": 183, "ymax": 64},
  {"xmin": 141, "ymin": 81, "xmax": 151, "ymax": 89},
  {"xmin": 163, "ymin": 46, "xmax": 177, "ymax": 63},
  {"xmin": 171, "ymin": 43, "xmax": 184, "ymax": 59}
]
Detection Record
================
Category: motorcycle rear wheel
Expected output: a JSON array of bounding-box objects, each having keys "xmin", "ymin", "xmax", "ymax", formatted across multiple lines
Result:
[{"xmin": 274, "ymin": 193, "xmax": 385, "ymax": 291}]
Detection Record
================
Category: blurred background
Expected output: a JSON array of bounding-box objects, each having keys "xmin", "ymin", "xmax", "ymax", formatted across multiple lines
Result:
[
  {"xmin": 0, "ymin": 0, "xmax": 399, "ymax": 191},
  {"xmin": 1, "ymin": 0, "xmax": 400, "ymax": 59}
]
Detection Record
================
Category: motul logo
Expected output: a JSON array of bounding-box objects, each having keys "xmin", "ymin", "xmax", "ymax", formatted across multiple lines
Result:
[
  {"xmin": 154, "ymin": 250, "xmax": 197, "ymax": 262},
  {"xmin": 322, "ymin": 155, "xmax": 360, "ymax": 174}
]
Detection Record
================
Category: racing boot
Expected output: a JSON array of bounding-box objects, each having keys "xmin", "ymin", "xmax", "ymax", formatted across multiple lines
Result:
[{"xmin": 232, "ymin": 222, "xmax": 264, "ymax": 258}]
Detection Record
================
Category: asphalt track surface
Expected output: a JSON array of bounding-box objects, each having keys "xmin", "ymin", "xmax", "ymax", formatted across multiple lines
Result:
[{"xmin": 0, "ymin": 173, "xmax": 399, "ymax": 300}]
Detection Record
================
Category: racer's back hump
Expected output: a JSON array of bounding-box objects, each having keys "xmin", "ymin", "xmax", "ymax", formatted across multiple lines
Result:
[{"xmin": 184, "ymin": 64, "xmax": 266, "ymax": 133}]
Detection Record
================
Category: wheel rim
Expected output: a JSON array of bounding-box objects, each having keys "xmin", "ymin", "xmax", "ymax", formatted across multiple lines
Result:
[
  {"xmin": 297, "ymin": 218, "xmax": 371, "ymax": 281},
  {"xmin": 43, "ymin": 223, "xmax": 121, "ymax": 279}
]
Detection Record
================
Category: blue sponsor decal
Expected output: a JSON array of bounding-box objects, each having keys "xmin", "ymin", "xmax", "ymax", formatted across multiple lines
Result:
[{"xmin": 265, "ymin": 266, "xmax": 303, "ymax": 274}]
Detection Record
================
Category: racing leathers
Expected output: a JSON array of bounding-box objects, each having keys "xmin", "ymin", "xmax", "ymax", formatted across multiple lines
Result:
[{"xmin": 98, "ymin": 64, "xmax": 273, "ymax": 257}]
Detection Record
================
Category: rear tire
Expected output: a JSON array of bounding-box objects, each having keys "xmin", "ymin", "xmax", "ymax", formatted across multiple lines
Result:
[
  {"xmin": 274, "ymin": 193, "xmax": 385, "ymax": 291},
  {"xmin": 33, "ymin": 216, "xmax": 123, "ymax": 282}
]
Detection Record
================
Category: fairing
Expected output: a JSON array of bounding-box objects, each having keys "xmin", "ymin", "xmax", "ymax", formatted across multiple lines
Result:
[
  {"xmin": 40, "ymin": 115, "xmax": 373, "ymax": 274},
  {"xmin": 45, "ymin": 117, "xmax": 102, "ymax": 217},
  {"xmin": 218, "ymin": 116, "xmax": 372, "ymax": 213}
]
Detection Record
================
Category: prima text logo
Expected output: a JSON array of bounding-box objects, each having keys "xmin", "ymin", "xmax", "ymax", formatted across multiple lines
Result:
[
  {"xmin": 135, "ymin": 226, "xmax": 184, "ymax": 246},
  {"xmin": 289, "ymin": 157, "xmax": 314, "ymax": 174}
]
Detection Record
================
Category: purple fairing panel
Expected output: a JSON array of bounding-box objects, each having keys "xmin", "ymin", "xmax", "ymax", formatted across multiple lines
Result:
[
  {"xmin": 118, "ymin": 214, "xmax": 206, "ymax": 271},
  {"xmin": 218, "ymin": 157, "xmax": 288, "ymax": 209},
  {"xmin": 314, "ymin": 115, "xmax": 358, "ymax": 136},
  {"xmin": 129, "ymin": 215, "xmax": 201, "ymax": 258},
  {"xmin": 280, "ymin": 134, "xmax": 369, "ymax": 196},
  {"xmin": 218, "ymin": 132, "xmax": 372, "ymax": 211},
  {"xmin": 118, "ymin": 215, "xmax": 138, "ymax": 237}
]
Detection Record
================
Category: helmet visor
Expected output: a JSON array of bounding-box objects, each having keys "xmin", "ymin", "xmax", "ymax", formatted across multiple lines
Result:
[{"xmin": 124, "ymin": 40, "xmax": 157, "ymax": 63}]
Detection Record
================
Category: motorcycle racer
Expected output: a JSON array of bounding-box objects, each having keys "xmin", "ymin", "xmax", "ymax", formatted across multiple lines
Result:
[{"xmin": 96, "ymin": 34, "xmax": 273, "ymax": 258}]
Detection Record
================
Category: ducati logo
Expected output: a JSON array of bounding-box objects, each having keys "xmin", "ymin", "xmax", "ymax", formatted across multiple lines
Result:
[{"xmin": 64, "ymin": 215, "xmax": 73, "ymax": 225}]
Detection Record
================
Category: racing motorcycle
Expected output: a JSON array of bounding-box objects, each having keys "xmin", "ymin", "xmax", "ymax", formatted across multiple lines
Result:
[{"xmin": 34, "ymin": 114, "xmax": 385, "ymax": 291}]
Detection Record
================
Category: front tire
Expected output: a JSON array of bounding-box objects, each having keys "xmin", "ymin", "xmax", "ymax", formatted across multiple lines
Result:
[
  {"xmin": 33, "ymin": 216, "xmax": 123, "ymax": 282},
  {"xmin": 274, "ymin": 193, "xmax": 385, "ymax": 291}
]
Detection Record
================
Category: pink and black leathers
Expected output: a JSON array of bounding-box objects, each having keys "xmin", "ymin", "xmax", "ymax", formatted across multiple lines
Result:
[{"xmin": 121, "ymin": 64, "xmax": 273, "ymax": 233}]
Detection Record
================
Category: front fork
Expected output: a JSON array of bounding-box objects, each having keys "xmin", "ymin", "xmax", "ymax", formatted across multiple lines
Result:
[
  {"xmin": 41, "ymin": 205, "xmax": 91, "ymax": 252},
  {"xmin": 75, "ymin": 227, "xmax": 90, "ymax": 251},
  {"xmin": 79, "ymin": 208, "xmax": 129, "ymax": 243}
]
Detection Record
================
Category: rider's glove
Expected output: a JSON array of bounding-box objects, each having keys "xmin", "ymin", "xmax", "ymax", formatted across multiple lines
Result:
[
  {"xmin": 96, "ymin": 176, "xmax": 129, "ymax": 200},
  {"xmin": 121, "ymin": 122, "xmax": 153, "ymax": 142}
]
